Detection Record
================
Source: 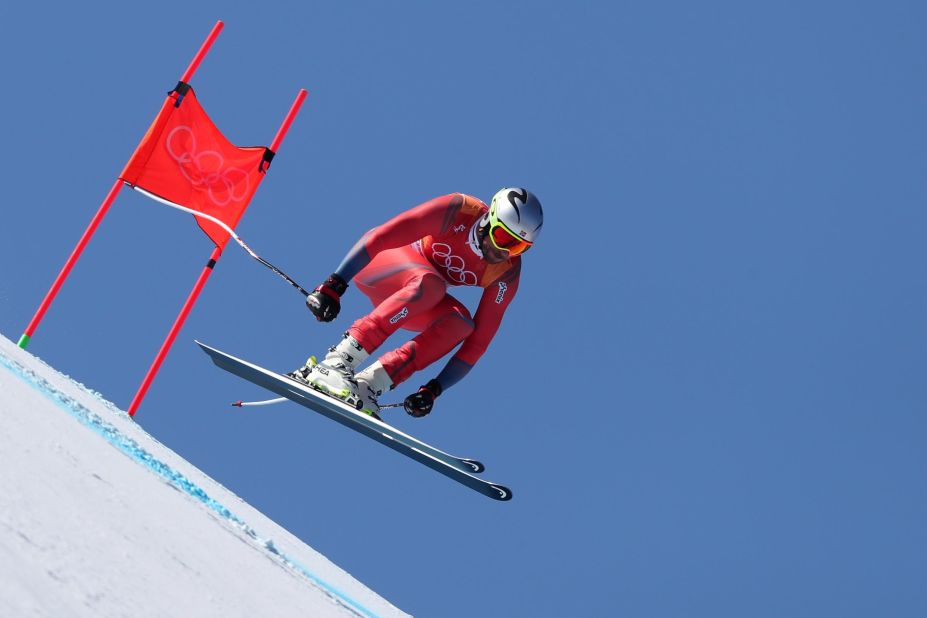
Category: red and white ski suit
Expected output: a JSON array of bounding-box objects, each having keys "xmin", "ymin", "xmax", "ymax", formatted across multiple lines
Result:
[{"xmin": 334, "ymin": 193, "xmax": 521, "ymax": 390}]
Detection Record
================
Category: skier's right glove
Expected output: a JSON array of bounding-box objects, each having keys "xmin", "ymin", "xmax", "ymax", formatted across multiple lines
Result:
[
  {"xmin": 306, "ymin": 273, "xmax": 348, "ymax": 322},
  {"xmin": 404, "ymin": 379, "xmax": 443, "ymax": 417}
]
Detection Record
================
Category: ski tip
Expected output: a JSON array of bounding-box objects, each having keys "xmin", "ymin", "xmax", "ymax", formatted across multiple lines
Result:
[
  {"xmin": 491, "ymin": 484, "xmax": 513, "ymax": 501},
  {"xmin": 195, "ymin": 341, "xmax": 228, "ymax": 367},
  {"xmin": 462, "ymin": 458, "xmax": 486, "ymax": 474}
]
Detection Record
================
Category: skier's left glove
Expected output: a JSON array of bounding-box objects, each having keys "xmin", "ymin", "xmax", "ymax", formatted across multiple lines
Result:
[
  {"xmin": 306, "ymin": 273, "xmax": 348, "ymax": 322},
  {"xmin": 404, "ymin": 379, "xmax": 443, "ymax": 417}
]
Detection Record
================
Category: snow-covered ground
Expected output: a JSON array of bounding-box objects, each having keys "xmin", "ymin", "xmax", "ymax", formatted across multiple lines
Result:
[{"xmin": 0, "ymin": 334, "xmax": 409, "ymax": 618}]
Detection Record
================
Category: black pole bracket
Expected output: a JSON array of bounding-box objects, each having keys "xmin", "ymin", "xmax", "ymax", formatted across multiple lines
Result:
[
  {"xmin": 170, "ymin": 81, "xmax": 193, "ymax": 108},
  {"xmin": 259, "ymin": 148, "xmax": 276, "ymax": 173}
]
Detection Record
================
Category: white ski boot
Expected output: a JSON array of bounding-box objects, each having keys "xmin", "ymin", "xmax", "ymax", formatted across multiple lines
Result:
[
  {"xmin": 354, "ymin": 361, "xmax": 394, "ymax": 420},
  {"xmin": 287, "ymin": 355, "xmax": 318, "ymax": 383},
  {"xmin": 290, "ymin": 334, "xmax": 369, "ymax": 410}
]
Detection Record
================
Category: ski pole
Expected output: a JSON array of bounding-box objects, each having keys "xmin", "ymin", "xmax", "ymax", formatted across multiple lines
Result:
[
  {"xmin": 134, "ymin": 186, "xmax": 312, "ymax": 298},
  {"xmin": 231, "ymin": 397, "xmax": 287, "ymax": 407},
  {"xmin": 231, "ymin": 397, "xmax": 404, "ymax": 409}
]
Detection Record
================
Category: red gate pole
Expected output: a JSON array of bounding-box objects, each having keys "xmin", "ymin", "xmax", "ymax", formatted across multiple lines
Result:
[
  {"xmin": 179, "ymin": 20, "xmax": 224, "ymax": 84},
  {"xmin": 18, "ymin": 179, "xmax": 124, "ymax": 349},
  {"xmin": 269, "ymin": 89, "xmax": 308, "ymax": 154},
  {"xmin": 17, "ymin": 20, "xmax": 225, "ymax": 350},
  {"xmin": 127, "ymin": 247, "xmax": 222, "ymax": 416},
  {"xmin": 127, "ymin": 87, "xmax": 308, "ymax": 417}
]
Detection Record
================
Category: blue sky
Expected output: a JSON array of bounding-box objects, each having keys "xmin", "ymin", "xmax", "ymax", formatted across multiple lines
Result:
[{"xmin": 2, "ymin": 1, "xmax": 925, "ymax": 616}]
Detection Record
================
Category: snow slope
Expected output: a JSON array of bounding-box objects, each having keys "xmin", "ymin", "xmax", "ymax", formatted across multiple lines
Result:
[{"xmin": 0, "ymin": 334, "xmax": 409, "ymax": 618}]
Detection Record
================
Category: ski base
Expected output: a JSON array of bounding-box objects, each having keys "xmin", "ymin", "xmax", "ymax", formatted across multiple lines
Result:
[{"xmin": 196, "ymin": 341, "xmax": 507, "ymax": 500}]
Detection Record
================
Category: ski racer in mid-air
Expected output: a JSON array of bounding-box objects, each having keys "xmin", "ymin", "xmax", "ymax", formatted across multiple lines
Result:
[{"xmin": 289, "ymin": 187, "xmax": 544, "ymax": 419}]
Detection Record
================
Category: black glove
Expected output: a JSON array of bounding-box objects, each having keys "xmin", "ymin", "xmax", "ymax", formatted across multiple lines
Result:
[
  {"xmin": 306, "ymin": 273, "xmax": 348, "ymax": 322},
  {"xmin": 404, "ymin": 379, "xmax": 443, "ymax": 417}
]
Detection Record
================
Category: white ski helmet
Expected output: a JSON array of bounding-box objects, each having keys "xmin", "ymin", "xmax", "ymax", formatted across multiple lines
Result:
[{"xmin": 483, "ymin": 187, "xmax": 544, "ymax": 256}]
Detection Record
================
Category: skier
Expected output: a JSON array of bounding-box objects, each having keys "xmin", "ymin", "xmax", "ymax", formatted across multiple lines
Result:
[{"xmin": 290, "ymin": 188, "xmax": 543, "ymax": 419}]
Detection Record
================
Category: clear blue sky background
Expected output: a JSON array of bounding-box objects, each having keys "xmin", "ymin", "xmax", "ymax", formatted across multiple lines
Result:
[{"xmin": 2, "ymin": 2, "xmax": 925, "ymax": 616}]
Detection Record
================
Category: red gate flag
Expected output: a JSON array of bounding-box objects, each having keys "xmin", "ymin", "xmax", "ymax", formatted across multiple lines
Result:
[
  {"xmin": 120, "ymin": 85, "xmax": 269, "ymax": 249},
  {"xmin": 19, "ymin": 19, "xmax": 308, "ymax": 418}
]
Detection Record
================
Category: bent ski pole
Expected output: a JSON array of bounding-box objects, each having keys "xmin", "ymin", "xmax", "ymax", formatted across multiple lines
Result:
[
  {"xmin": 134, "ymin": 186, "xmax": 311, "ymax": 298},
  {"xmin": 231, "ymin": 397, "xmax": 404, "ymax": 409},
  {"xmin": 231, "ymin": 397, "xmax": 287, "ymax": 407}
]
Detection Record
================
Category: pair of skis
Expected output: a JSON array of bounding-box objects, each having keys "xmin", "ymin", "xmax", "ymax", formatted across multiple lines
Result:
[{"xmin": 197, "ymin": 342, "xmax": 512, "ymax": 501}]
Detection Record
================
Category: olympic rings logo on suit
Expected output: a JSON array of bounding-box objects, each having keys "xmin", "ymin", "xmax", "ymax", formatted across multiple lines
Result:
[
  {"xmin": 165, "ymin": 126, "xmax": 250, "ymax": 207},
  {"xmin": 431, "ymin": 243, "xmax": 478, "ymax": 286}
]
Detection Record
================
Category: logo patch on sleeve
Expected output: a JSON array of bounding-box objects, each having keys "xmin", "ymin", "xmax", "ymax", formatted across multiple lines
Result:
[
  {"xmin": 495, "ymin": 282, "xmax": 508, "ymax": 304},
  {"xmin": 389, "ymin": 307, "xmax": 409, "ymax": 324}
]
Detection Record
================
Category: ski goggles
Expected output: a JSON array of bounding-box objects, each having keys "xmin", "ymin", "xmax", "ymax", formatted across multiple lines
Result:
[{"xmin": 488, "ymin": 220, "xmax": 533, "ymax": 256}]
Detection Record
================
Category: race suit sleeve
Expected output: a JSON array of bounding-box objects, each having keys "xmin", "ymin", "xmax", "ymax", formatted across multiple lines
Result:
[
  {"xmin": 434, "ymin": 261, "xmax": 521, "ymax": 391},
  {"xmin": 333, "ymin": 194, "xmax": 467, "ymax": 282}
]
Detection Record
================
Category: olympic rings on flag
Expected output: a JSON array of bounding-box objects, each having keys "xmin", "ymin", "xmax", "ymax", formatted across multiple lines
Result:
[{"xmin": 165, "ymin": 126, "xmax": 250, "ymax": 207}]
